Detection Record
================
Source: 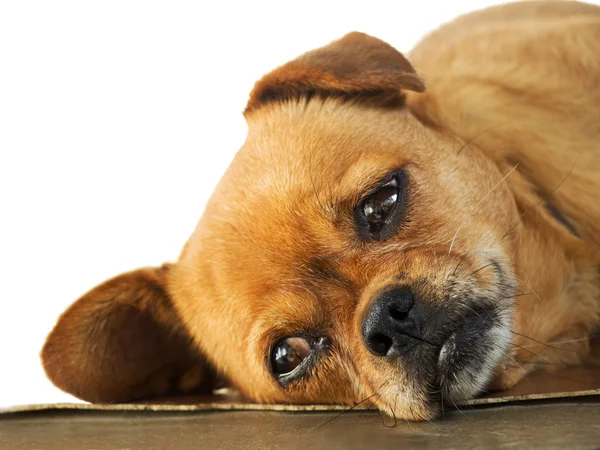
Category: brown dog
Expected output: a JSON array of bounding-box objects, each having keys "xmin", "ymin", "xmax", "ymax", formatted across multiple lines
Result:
[{"xmin": 42, "ymin": 1, "xmax": 600, "ymax": 420}]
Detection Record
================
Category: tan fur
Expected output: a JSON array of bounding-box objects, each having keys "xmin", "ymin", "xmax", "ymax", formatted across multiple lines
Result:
[
  {"xmin": 42, "ymin": 1, "xmax": 600, "ymax": 420},
  {"xmin": 406, "ymin": 0, "xmax": 600, "ymax": 387}
]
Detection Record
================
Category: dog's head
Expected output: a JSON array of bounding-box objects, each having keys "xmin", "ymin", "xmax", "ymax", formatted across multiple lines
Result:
[{"xmin": 42, "ymin": 32, "xmax": 589, "ymax": 420}]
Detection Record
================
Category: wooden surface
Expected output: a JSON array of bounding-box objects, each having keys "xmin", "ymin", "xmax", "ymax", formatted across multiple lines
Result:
[
  {"xmin": 2, "ymin": 367, "xmax": 599, "ymax": 415},
  {"xmin": 2, "ymin": 399, "xmax": 600, "ymax": 450},
  {"xmin": 2, "ymin": 369, "xmax": 600, "ymax": 450}
]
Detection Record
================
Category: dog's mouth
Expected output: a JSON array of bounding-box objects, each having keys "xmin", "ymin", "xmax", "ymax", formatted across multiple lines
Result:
[
  {"xmin": 436, "ymin": 304, "xmax": 511, "ymax": 402},
  {"xmin": 371, "ymin": 299, "xmax": 513, "ymax": 420}
]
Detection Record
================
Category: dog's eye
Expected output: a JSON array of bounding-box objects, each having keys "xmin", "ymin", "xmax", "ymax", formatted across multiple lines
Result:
[
  {"xmin": 271, "ymin": 337, "xmax": 311, "ymax": 377},
  {"xmin": 362, "ymin": 177, "xmax": 399, "ymax": 232},
  {"xmin": 355, "ymin": 171, "xmax": 408, "ymax": 241}
]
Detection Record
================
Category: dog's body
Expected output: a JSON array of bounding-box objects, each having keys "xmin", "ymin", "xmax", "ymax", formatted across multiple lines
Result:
[{"xmin": 42, "ymin": 1, "xmax": 600, "ymax": 420}]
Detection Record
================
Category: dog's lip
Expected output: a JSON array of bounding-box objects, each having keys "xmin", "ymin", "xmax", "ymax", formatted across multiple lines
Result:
[
  {"xmin": 436, "ymin": 312, "xmax": 491, "ymax": 372},
  {"xmin": 433, "ymin": 301, "xmax": 510, "ymax": 404},
  {"xmin": 437, "ymin": 332, "xmax": 457, "ymax": 368}
]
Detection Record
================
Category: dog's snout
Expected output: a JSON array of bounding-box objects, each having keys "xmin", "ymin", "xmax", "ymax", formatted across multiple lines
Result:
[{"xmin": 362, "ymin": 287, "xmax": 420, "ymax": 357}]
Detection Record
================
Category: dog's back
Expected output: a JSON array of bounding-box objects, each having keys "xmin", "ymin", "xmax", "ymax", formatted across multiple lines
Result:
[{"xmin": 408, "ymin": 0, "xmax": 600, "ymax": 247}]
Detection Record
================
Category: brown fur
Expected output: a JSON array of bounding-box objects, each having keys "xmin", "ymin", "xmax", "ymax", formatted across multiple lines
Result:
[
  {"xmin": 41, "ymin": 265, "xmax": 211, "ymax": 403},
  {"xmin": 42, "ymin": 1, "xmax": 600, "ymax": 420},
  {"xmin": 245, "ymin": 31, "xmax": 425, "ymax": 114}
]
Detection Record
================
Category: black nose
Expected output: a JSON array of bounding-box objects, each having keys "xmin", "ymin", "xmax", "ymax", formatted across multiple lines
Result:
[{"xmin": 361, "ymin": 287, "xmax": 420, "ymax": 357}]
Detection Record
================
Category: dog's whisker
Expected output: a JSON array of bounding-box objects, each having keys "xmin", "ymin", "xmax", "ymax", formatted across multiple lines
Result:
[
  {"xmin": 501, "ymin": 157, "xmax": 579, "ymax": 240},
  {"xmin": 448, "ymin": 163, "xmax": 519, "ymax": 255},
  {"xmin": 452, "ymin": 116, "xmax": 520, "ymax": 157},
  {"xmin": 449, "ymin": 252, "xmax": 470, "ymax": 280},
  {"xmin": 511, "ymin": 342, "xmax": 553, "ymax": 364},
  {"xmin": 502, "ymin": 291, "xmax": 539, "ymax": 299},
  {"xmin": 511, "ymin": 361, "xmax": 598, "ymax": 385},
  {"xmin": 448, "ymin": 395, "xmax": 469, "ymax": 419},
  {"xmin": 313, "ymin": 379, "xmax": 391, "ymax": 430},
  {"xmin": 510, "ymin": 330, "xmax": 580, "ymax": 353},
  {"xmin": 312, "ymin": 392, "xmax": 378, "ymax": 430},
  {"xmin": 440, "ymin": 384, "xmax": 446, "ymax": 421},
  {"xmin": 382, "ymin": 389, "xmax": 399, "ymax": 428},
  {"xmin": 466, "ymin": 261, "xmax": 498, "ymax": 278},
  {"xmin": 521, "ymin": 336, "xmax": 595, "ymax": 348},
  {"xmin": 475, "ymin": 279, "xmax": 524, "ymax": 296},
  {"xmin": 513, "ymin": 360, "xmax": 600, "ymax": 368},
  {"xmin": 518, "ymin": 278, "xmax": 542, "ymax": 304},
  {"xmin": 401, "ymin": 332, "xmax": 439, "ymax": 349},
  {"xmin": 509, "ymin": 354, "xmax": 530, "ymax": 381}
]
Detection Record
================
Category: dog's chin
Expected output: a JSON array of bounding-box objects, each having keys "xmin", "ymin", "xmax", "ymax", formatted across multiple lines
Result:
[{"xmin": 437, "ymin": 311, "xmax": 512, "ymax": 403}]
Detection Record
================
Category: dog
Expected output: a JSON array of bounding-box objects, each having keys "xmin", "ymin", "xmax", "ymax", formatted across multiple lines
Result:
[{"xmin": 41, "ymin": 0, "xmax": 600, "ymax": 420}]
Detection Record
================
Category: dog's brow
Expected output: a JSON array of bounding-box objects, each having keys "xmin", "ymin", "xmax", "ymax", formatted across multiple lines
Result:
[
  {"xmin": 305, "ymin": 256, "xmax": 357, "ymax": 295},
  {"xmin": 335, "ymin": 162, "xmax": 407, "ymax": 206}
]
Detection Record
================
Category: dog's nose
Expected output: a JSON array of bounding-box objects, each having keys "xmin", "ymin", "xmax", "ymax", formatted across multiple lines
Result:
[{"xmin": 361, "ymin": 287, "xmax": 420, "ymax": 357}]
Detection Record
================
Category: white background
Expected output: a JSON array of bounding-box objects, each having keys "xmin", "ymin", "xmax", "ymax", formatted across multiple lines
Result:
[{"xmin": 2, "ymin": 0, "xmax": 593, "ymax": 408}]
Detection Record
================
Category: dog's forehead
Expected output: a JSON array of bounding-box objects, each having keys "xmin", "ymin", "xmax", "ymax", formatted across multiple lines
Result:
[
  {"xmin": 239, "ymin": 100, "xmax": 421, "ymax": 178},
  {"xmin": 216, "ymin": 100, "xmax": 433, "ymax": 221},
  {"xmin": 192, "ymin": 100, "xmax": 437, "ymax": 293}
]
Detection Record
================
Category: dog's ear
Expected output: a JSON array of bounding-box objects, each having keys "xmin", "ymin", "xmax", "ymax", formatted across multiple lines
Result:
[
  {"xmin": 41, "ymin": 264, "xmax": 212, "ymax": 403},
  {"xmin": 245, "ymin": 31, "xmax": 424, "ymax": 114}
]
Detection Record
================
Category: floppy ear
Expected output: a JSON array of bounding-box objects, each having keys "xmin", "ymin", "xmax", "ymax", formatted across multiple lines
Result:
[
  {"xmin": 245, "ymin": 31, "xmax": 425, "ymax": 114},
  {"xmin": 41, "ymin": 264, "xmax": 212, "ymax": 403}
]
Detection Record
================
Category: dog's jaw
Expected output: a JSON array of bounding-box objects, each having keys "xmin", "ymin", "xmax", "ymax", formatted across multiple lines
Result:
[
  {"xmin": 437, "ymin": 261, "xmax": 516, "ymax": 405},
  {"xmin": 438, "ymin": 305, "xmax": 513, "ymax": 403}
]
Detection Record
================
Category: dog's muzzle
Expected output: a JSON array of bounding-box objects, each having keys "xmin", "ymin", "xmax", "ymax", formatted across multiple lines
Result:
[{"xmin": 361, "ymin": 284, "xmax": 512, "ymax": 403}]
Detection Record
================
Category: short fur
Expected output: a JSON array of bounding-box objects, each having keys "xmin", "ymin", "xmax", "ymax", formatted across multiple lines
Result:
[{"xmin": 42, "ymin": 1, "xmax": 600, "ymax": 420}]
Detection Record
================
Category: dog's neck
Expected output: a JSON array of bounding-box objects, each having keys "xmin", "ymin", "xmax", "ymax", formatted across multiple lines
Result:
[{"xmin": 407, "ymin": 89, "xmax": 600, "ymax": 360}]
